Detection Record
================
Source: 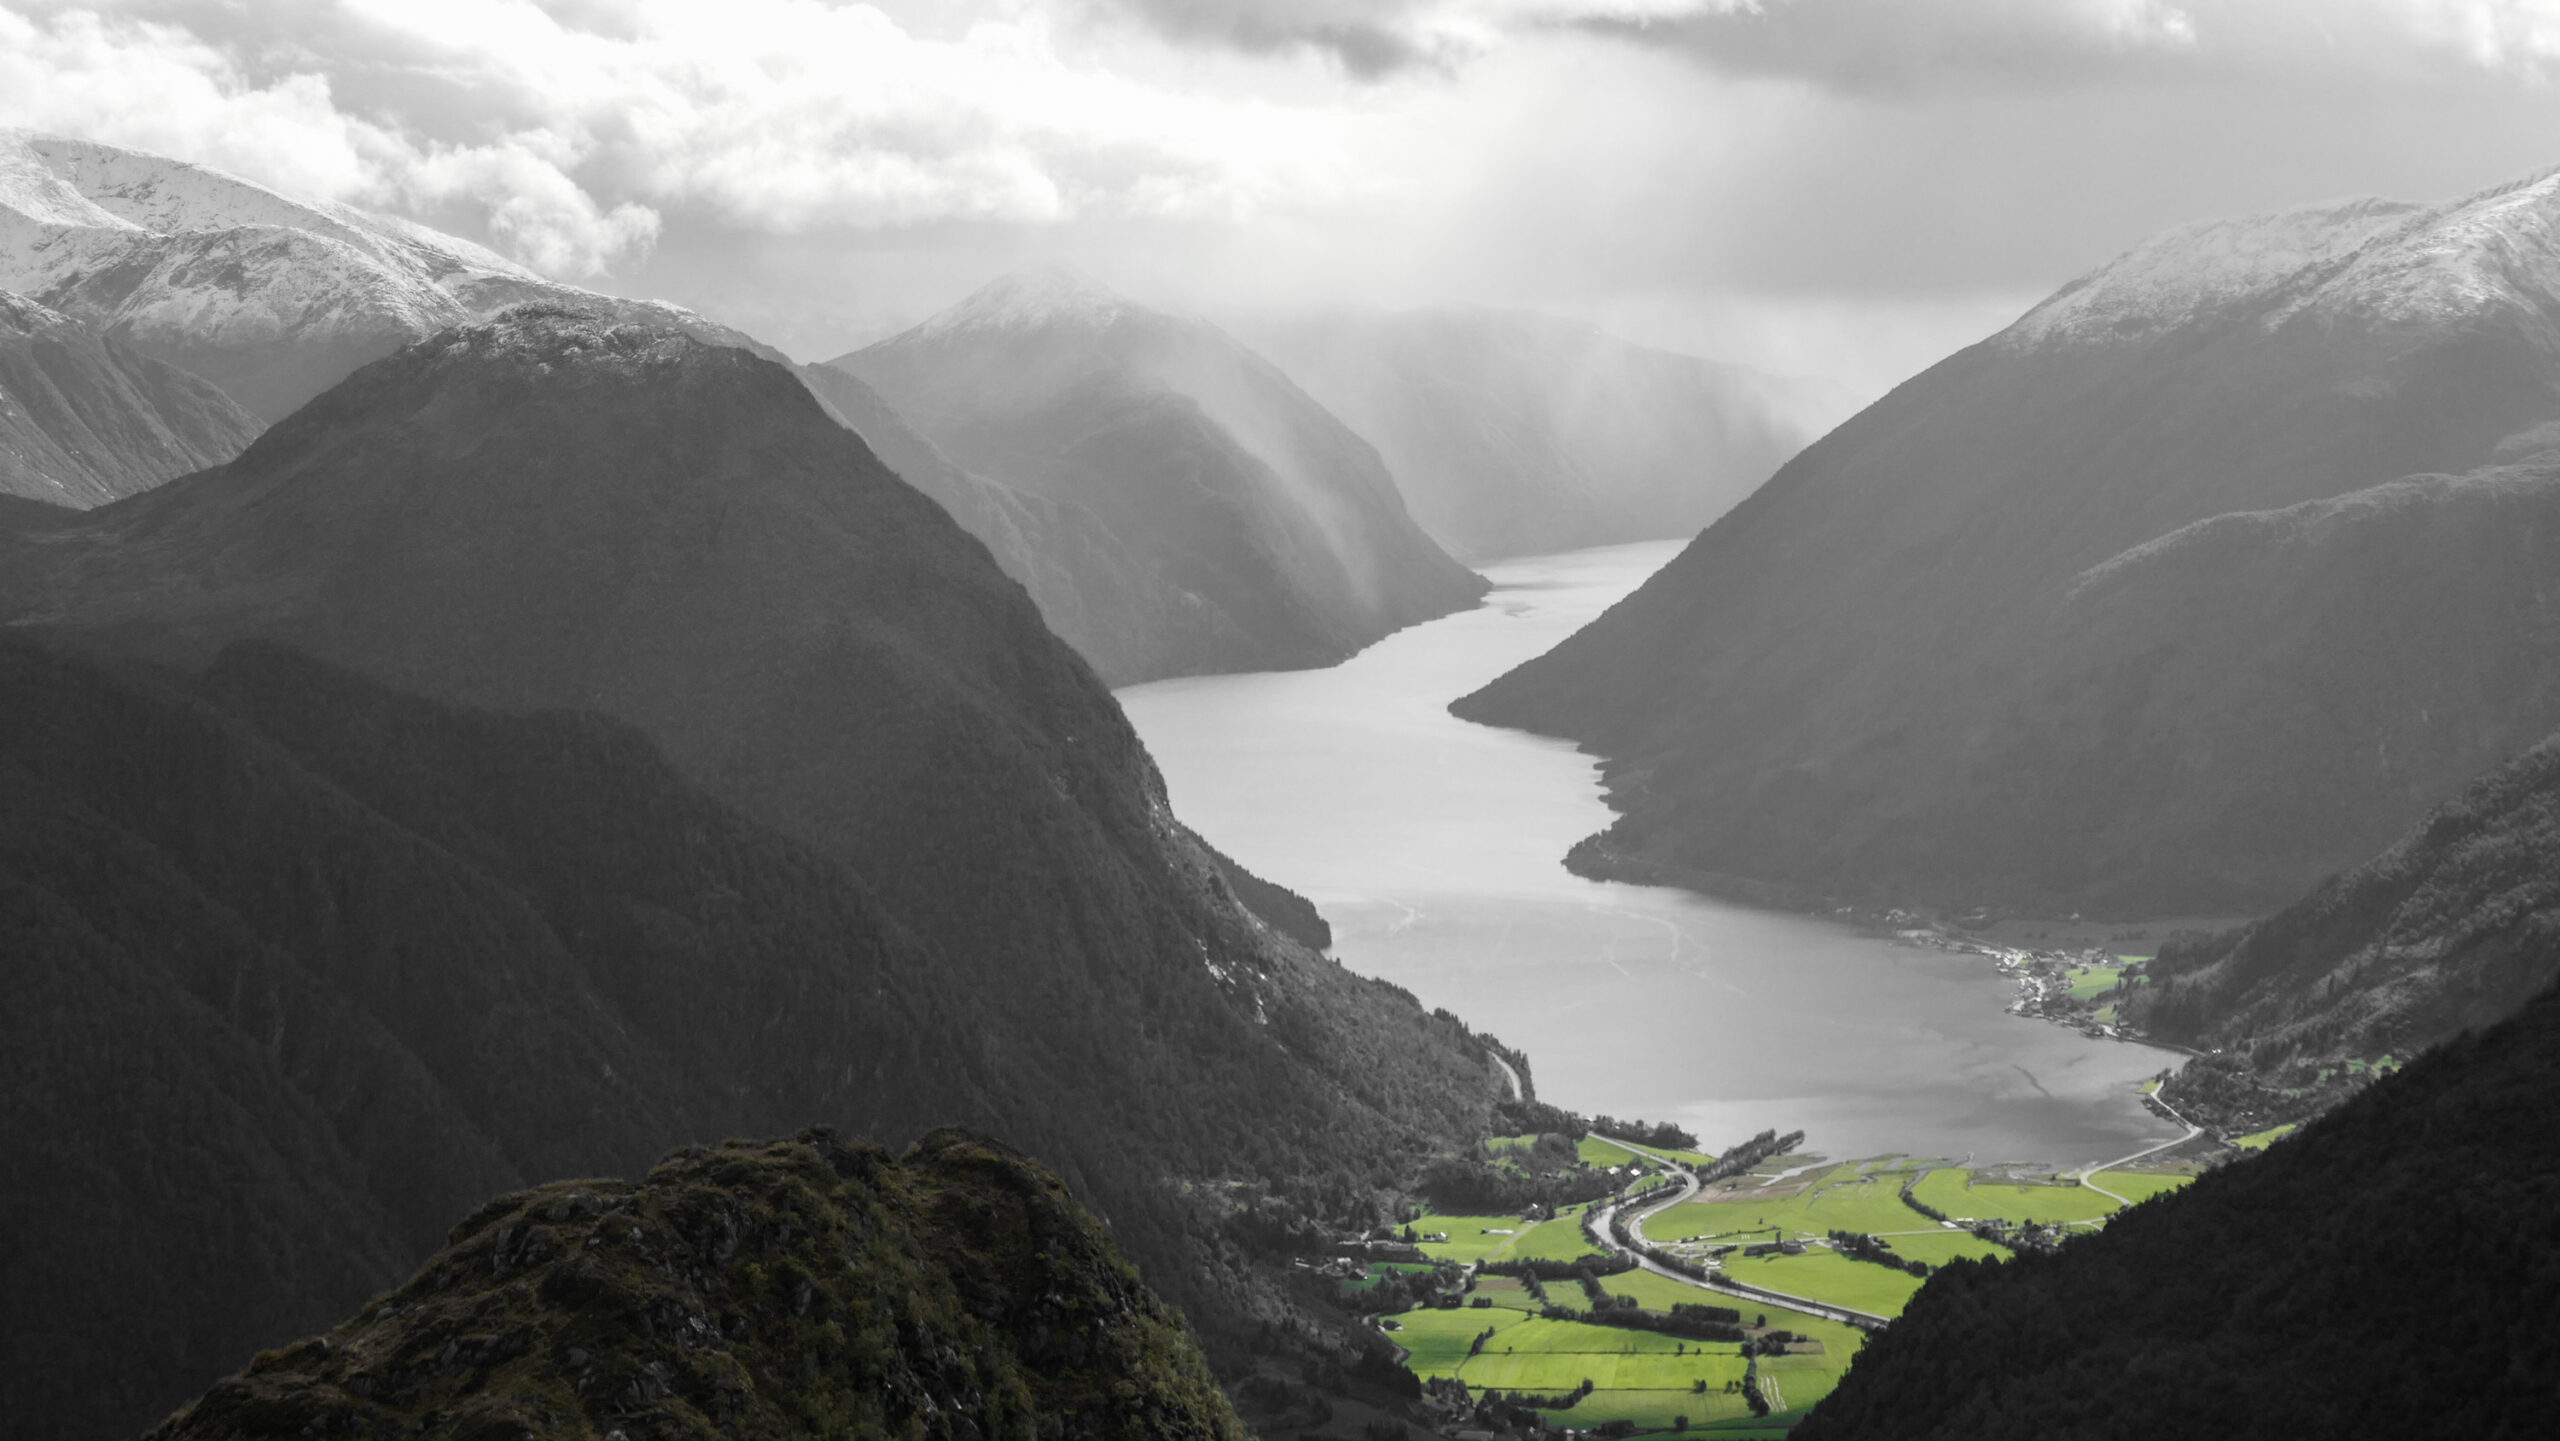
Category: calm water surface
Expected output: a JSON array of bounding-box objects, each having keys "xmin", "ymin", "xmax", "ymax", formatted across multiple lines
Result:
[{"xmin": 1120, "ymin": 542, "xmax": 2184, "ymax": 1168}]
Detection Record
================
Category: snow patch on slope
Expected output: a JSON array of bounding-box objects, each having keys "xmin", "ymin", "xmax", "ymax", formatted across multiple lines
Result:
[{"xmin": 2006, "ymin": 196, "xmax": 2418, "ymax": 349}]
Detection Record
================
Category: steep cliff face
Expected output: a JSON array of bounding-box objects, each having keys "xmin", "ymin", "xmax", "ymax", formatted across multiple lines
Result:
[
  {"xmin": 1, "ymin": 129, "xmax": 760, "ymax": 421},
  {"xmin": 1242, "ymin": 307, "xmax": 1838, "ymax": 561},
  {"xmin": 148, "ymin": 1130, "xmax": 1249, "ymax": 1441},
  {"xmin": 0, "ymin": 289, "xmax": 259, "ymax": 505},
  {"xmin": 834, "ymin": 266, "xmax": 1485, "ymax": 681},
  {"xmin": 1458, "ymin": 165, "xmax": 2560, "ymax": 915}
]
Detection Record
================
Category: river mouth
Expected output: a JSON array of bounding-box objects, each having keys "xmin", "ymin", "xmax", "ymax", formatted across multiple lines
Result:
[{"xmin": 1121, "ymin": 541, "xmax": 2185, "ymax": 1168}]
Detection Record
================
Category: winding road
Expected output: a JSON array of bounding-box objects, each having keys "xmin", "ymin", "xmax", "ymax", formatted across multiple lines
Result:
[
  {"xmin": 2073, "ymin": 1094, "xmax": 2201, "ymax": 1207},
  {"xmin": 1587, "ymin": 1136, "xmax": 1893, "ymax": 1331}
]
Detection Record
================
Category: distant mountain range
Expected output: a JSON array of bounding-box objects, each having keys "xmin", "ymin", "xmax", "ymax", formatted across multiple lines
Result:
[
  {"xmin": 0, "ymin": 308, "xmax": 1507, "ymax": 1436},
  {"xmin": 1, "ymin": 288, "xmax": 258, "ymax": 505},
  {"xmin": 1459, "ymin": 164, "xmax": 2560, "ymax": 915},
  {"xmin": 0, "ymin": 128, "xmax": 764, "ymax": 423},
  {"xmin": 146, "ymin": 1129, "xmax": 1247, "ymax": 1441},
  {"xmin": 832, "ymin": 267, "xmax": 1487, "ymax": 682},
  {"xmin": 1242, "ymin": 307, "xmax": 1842, "ymax": 561}
]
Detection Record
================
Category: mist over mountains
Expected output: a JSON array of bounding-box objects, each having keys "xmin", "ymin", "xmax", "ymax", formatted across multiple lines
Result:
[
  {"xmin": 1460, "ymin": 163, "xmax": 2560, "ymax": 916},
  {"xmin": 833, "ymin": 266, "xmax": 1488, "ymax": 681},
  {"xmin": 1240, "ymin": 307, "xmax": 1840, "ymax": 562}
]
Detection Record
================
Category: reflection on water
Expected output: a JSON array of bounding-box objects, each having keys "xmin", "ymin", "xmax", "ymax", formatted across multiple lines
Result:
[{"xmin": 1121, "ymin": 542, "xmax": 2183, "ymax": 1166}]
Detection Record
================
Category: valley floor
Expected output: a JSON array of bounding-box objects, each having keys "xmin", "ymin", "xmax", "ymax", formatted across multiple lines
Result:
[{"xmin": 1372, "ymin": 1135, "xmax": 2201, "ymax": 1437}]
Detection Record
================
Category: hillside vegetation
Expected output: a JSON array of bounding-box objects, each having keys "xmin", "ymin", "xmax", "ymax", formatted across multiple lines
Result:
[
  {"xmin": 149, "ymin": 1130, "xmax": 1248, "ymax": 1441},
  {"xmin": 1793, "ymin": 975, "xmax": 2560, "ymax": 1440}
]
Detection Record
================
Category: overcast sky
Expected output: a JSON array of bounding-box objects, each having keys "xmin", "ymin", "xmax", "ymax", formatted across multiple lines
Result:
[{"xmin": 9, "ymin": 0, "xmax": 2560, "ymax": 396}]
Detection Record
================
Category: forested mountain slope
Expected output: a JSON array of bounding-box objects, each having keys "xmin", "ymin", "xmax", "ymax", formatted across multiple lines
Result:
[
  {"xmin": 834, "ymin": 266, "xmax": 1485, "ymax": 682},
  {"xmin": 1457, "ymin": 167, "xmax": 2560, "ymax": 914},
  {"xmin": 2128, "ymin": 721, "xmax": 2560, "ymax": 1069},
  {"xmin": 1793, "ymin": 974, "xmax": 2560, "ymax": 1441},
  {"xmin": 1243, "ymin": 306, "xmax": 1836, "ymax": 560},
  {"xmin": 0, "ymin": 635, "xmax": 993, "ymax": 1439},
  {"xmin": 0, "ymin": 311, "xmax": 1508, "ymax": 1435},
  {"xmin": 1, "ymin": 289, "xmax": 258, "ymax": 505},
  {"xmin": 148, "ymin": 1130, "xmax": 1246, "ymax": 1441}
]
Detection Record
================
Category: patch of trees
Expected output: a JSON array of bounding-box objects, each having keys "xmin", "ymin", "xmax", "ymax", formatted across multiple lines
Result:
[
  {"xmin": 1828, "ymin": 1231, "xmax": 1929, "ymax": 1278},
  {"xmin": 1698, "ymin": 1130, "xmax": 1807, "ymax": 1186},
  {"xmin": 1589, "ymin": 1116, "xmax": 1702, "ymax": 1150},
  {"xmin": 1480, "ymin": 1255, "xmax": 1634, "ymax": 1282},
  {"xmin": 1417, "ymin": 1154, "xmax": 1614, "ymax": 1213},
  {"xmin": 1542, "ymin": 1304, "xmax": 1747, "ymax": 1344},
  {"xmin": 1493, "ymin": 1095, "xmax": 1586, "ymax": 1138}
]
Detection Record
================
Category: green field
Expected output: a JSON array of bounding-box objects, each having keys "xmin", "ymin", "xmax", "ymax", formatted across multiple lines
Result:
[
  {"xmin": 1719, "ymin": 1248, "xmax": 1926, "ymax": 1318},
  {"xmin": 2231, "ymin": 1123, "xmax": 2298, "ymax": 1151},
  {"xmin": 1534, "ymin": 1386, "xmax": 1757, "ymax": 1430},
  {"xmin": 1759, "ymin": 1353, "xmax": 1843, "ymax": 1412},
  {"xmin": 1409, "ymin": 1213, "xmax": 1543, "ymax": 1265},
  {"xmin": 1877, "ymin": 1230, "xmax": 2010, "ymax": 1268},
  {"xmin": 1402, "ymin": 1276, "xmax": 1871, "ymax": 1432},
  {"xmin": 1508, "ymin": 1211, "xmax": 1608, "ymax": 1263},
  {"xmin": 1643, "ymin": 1161, "xmax": 1928, "ymax": 1244},
  {"xmin": 2087, "ymin": 1170, "xmax": 2196, "ymax": 1204},
  {"xmin": 1470, "ymin": 1275, "xmax": 1538, "ymax": 1311},
  {"xmin": 1909, "ymin": 1169, "xmax": 2118, "ymax": 1226},
  {"xmin": 1387, "ymin": 1304, "xmax": 1527, "ymax": 1372},
  {"xmin": 1579, "ymin": 1135, "xmax": 1643, "ymax": 1168},
  {"xmin": 2066, "ymin": 964, "xmax": 2125, "ymax": 1000}
]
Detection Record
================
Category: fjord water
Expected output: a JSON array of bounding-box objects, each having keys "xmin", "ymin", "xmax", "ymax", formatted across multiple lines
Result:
[{"xmin": 1121, "ymin": 542, "xmax": 2185, "ymax": 1166}]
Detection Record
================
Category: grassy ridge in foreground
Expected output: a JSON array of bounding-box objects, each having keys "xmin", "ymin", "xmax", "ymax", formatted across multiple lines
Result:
[{"xmin": 150, "ymin": 1129, "xmax": 1246, "ymax": 1441}]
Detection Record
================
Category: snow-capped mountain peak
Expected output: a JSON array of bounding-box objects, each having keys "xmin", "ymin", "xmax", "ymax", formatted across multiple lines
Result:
[
  {"xmin": 2004, "ymin": 194, "xmax": 2419, "ymax": 349},
  {"xmin": 2008, "ymin": 164, "xmax": 2560, "ymax": 351},
  {"xmin": 0, "ymin": 128, "xmax": 749, "ymax": 422},
  {"xmin": 915, "ymin": 262, "xmax": 1135, "ymax": 339}
]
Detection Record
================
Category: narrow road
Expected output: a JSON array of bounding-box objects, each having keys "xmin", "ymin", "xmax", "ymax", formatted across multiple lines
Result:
[
  {"xmin": 1589, "ymin": 1136, "xmax": 1892, "ymax": 1332},
  {"xmin": 1487, "ymin": 1050, "xmax": 1524, "ymax": 1102},
  {"xmin": 2075, "ymin": 1094, "xmax": 2201, "ymax": 1207}
]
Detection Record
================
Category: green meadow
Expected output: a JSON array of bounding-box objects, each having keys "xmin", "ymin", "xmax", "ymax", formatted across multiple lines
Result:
[
  {"xmin": 1718, "ymin": 1249, "xmax": 1926, "ymax": 1318},
  {"xmin": 2086, "ymin": 1170, "xmax": 2196, "ymax": 1204},
  {"xmin": 1908, "ymin": 1168, "xmax": 2119, "ymax": 1226},
  {"xmin": 1393, "ymin": 1267, "xmax": 1870, "ymax": 1432},
  {"xmin": 2231, "ymin": 1123, "xmax": 2298, "ymax": 1151},
  {"xmin": 1410, "ymin": 1206, "xmax": 1606, "ymax": 1267},
  {"xmin": 1643, "ymin": 1160, "xmax": 1928, "ymax": 1245}
]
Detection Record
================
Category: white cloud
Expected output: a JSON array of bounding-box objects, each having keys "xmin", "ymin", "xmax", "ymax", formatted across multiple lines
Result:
[{"xmin": 0, "ymin": 0, "xmax": 1370, "ymax": 276}]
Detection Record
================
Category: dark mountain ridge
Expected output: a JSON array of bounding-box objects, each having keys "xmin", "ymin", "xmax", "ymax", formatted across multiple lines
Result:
[
  {"xmin": 0, "ymin": 311, "xmax": 1508, "ymax": 1434},
  {"xmin": 1457, "ymin": 165, "xmax": 2560, "ymax": 914}
]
